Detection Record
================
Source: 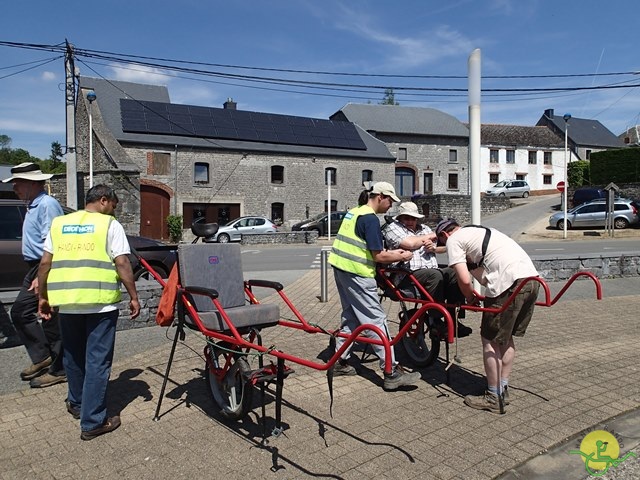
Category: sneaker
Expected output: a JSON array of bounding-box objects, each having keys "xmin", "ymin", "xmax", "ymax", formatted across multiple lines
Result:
[
  {"xmin": 66, "ymin": 400, "xmax": 80, "ymax": 420},
  {"xmin": 80, "ymin": 416, "xmax": 121, "ymax": 441},
  {"xmin": 456, "ymin": 322, "xmax": 473, "ymax": 338},
  {"xmin": 464, "ymin": 391, "xmax": 504, "ymax": 414},
  {"xmin": 20, "ymin": 357, "xmax": 52, "ymax": 381},
  {"xmin": 30, "ymin": 372, "xmax": 67, "ymax": 388},
  {"xmin": 502, "ymin": 386, "xmax": 510, "ymax": 406},
  {"xmin": 332, "ymin": 360, "xmax": 356, "ymax": 376},
  {"xmin": 383, "ymin": 366, "xmax": 421, "ymax": 391}
]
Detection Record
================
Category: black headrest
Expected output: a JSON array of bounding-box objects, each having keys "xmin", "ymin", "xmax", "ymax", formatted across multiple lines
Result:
[{"xmin": 191, "ymin": 221, "xmax": 219, "ymax": 238}]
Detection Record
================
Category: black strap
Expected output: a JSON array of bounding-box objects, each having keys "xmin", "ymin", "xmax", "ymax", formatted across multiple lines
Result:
[{"xmin": 463, "ymin": 225, "xmax": 491, "ymax": 270}]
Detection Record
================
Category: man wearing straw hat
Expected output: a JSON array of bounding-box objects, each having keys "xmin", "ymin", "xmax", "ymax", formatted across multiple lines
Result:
[{"xmin": 2, "ymin": 162, "xmax": 66, "ymax": 387}]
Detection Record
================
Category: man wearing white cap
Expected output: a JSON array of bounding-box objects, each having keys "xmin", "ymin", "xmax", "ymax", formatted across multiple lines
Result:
[
  {"xmin": 383, "ymin": 202, "xmax": 471, "ymax": 337},
  {"xmin": 328, "ymin": 181, "xmax": 421, "ymax": 390},
  {"xmin": 2, "ymin": 162, "xmax": 66, "ymax": 387}
]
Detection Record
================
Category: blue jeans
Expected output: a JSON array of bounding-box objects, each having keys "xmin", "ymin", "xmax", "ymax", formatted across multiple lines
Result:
[{"xmin": 59, "ymin": 310, "xmax": 118, "ymax": 431}]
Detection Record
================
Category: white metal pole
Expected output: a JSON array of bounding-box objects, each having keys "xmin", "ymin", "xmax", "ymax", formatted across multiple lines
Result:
[
  {"xmin": 88, "ymin": 100, "xmax": 93, "ymax": 188},
  {"xmin": 327, "ymin": 169, "xmax": 332, "ymax": 239},
  {"xmin": 468, "ymin": 49, "xmax": 481, "ymax": 225},
  {"xmin": 563, "ymin": 117, "xmax": 569, "ymax": 239}
]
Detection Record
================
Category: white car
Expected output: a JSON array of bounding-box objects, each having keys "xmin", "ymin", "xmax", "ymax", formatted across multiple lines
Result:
[
  {"xmin": 204, "ymin": 216, "xmax": 278, "ymax": 243},
  {"xmin": 485, "ymin": 180, "xmax": 530, "ymax": 198}
]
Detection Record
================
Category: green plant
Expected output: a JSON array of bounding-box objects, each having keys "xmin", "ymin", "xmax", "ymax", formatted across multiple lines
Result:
[{"xmin": 166, "ymin": 215, "xmax": 183, "ymax": 243}]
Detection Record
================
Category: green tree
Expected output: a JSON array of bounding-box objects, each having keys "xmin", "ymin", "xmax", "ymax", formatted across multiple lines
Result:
[
  {"xmin": 380, "ymin": 88, "xmax": 399, "ymax": 105},
  {"xmin": 0, "ymin": 134, "xmax": 11, "ymax": 149},
  {"xmin": 41, "ymin": 141, "xmax": 66, "ymax": 174}
]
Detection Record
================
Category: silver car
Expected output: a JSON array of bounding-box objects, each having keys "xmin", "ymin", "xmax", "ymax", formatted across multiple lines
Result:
[
  {"xmin": 549, "ymin": 199, "xmax": 639, "ymax": 230},
  {"xmin": 204, "ymin": 216, "xmax": 278, "ymax": 243},
  {"xmin": 485, "ymin": 180, "xmax": 530, "ymax": 198}
]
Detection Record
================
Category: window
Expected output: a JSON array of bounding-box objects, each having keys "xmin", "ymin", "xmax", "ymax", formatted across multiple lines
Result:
[
  {"xmin": 324, "ymin": 199, "xmax": 338, "ymax": 212},
  {"xmin": 398, "ymin": 148, "xmax": 407, "ymax": 161},
  {"xmin": 194, "ymin": 162, "xmax": 209, "ymax": 184},
  {"xmin": 362, "ymin": 169, "xmax": 373, "ymax": 184},
  {"xmin": 271, "ymin": 165, "xmax": 284, "ymax": 184},
  {"xmin": 448, "ymin": 173, "xmax": 459, "ymax": 190},
  {"xmin": 490, "ymin": 149, "xmax": 499, "ymax": 163},
  {"xmin": 528, "ymin": 151, "xmax": 537, "ymax": 164},
  {"xmin": 544, "ymin": 152, "xmax": 552, "ymax": 165},
  {"xmin": 271, "ymin": 203, "xmax": 283, "ymax": 225},
  {"xmin": 516, "ymin": 174, "xmax": 526, "ymax": 181},
  {"xmin": 543, "ymin": 174, "xmax": 553, "ymax": 185},
  {"xmin": 489, "ymin": 173, "xmax": 499, "ymax": 184},
  {"xmin": 449, "ymin": 149, "xmax": 458, "ymax": 163},
  {"xmin": 395, "ymin": 167, "xmax": 414, "ymax": 196},
  {"xmin": 325, "ymin": 167, "xmax": 336, "ymax": 186},
  {"xmin": 423, "ymin": 172, "xmax": 433, "ymax": 194},
  {"xmin": 506, "ymin": 150, "xmax": 515, "ymax": 164},
  {"xmin": 586, "ymin": 149, "xmax": 592, "ymax": 160},
  {"xmin": 149, "ymin": 152, "xmax": 171, "ymax": 175}
]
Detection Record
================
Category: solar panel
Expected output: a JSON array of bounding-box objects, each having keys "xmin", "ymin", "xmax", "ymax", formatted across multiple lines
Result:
[{"xmin": 120, "ymin": 99, "xmax": 366, "ymax": 150}]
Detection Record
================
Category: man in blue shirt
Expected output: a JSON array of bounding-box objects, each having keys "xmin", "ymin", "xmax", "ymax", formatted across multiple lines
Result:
[{"xmin": 2, "ymin": 163, "xmax": 66, "ymax": 387}]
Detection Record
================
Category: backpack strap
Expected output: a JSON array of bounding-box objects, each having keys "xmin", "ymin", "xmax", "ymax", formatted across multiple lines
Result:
[{"xmin": 462, "ymin": 225, "xmax": 491, "ymax": 270}]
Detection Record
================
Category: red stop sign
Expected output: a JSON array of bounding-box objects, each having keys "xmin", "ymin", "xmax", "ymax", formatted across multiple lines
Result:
[{"xmin": 557, "ymin": 181, "xmax": 565, "ymax": 193}]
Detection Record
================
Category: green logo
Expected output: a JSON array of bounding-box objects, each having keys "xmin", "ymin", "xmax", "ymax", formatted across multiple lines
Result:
[{"xmin": 569, "ymin": 428, "xmax": 637, "ymax": 476}]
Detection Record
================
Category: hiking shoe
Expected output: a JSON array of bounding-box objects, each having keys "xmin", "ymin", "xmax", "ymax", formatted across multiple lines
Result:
[
  {"xmin": 456, "ymin": 322, "xmax": 473, "ymax": 338},
  {"xmin": 502, "ymin": 386, "xmax": 510, "ymax": 406},
  {"xmin": 464, "ymin": 391, "xmax": 504, "ymax": 414},
  {"xmin": 66, "ymin": 400, "xmax": 80, "ymax": 420},
  {"xmin": 383, "ymin": 366, "xmax": 421, "ymax": 391},
  {"xmin": 20, "ymin": 357, "xmax": 52, "ymax": 381},
  {"xmin": 29, "ymin": 372, "xmax": 67, "ymax": 388},
  {"xmin": 332, "ymin": 361, "xmax": 356, "ymax": 376},
  {"xmin": 80, "ymin": 416, "xmax": 121, "ymax": 441}
]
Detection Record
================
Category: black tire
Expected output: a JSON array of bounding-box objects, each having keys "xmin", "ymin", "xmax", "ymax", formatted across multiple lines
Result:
[
  {"xmin": 556, "ymin": 220, "xmax": 571, "ymax": 230},
  {"xmin": 522, "ymin": 191, "xmax": 529, "ymax": 198},
  {"xmin": 217, "ymin": 233, "xmax": 231, "ymax": 244},
  {"xmin": 398, "ymin": 310, "xmax": 440, "ymax": 368},
  {"xmin": 134, "ymin": 264, "xmax": 168, "ymax": 282},
  {"xmin": 614, "ymin": 218, "xmax": 629, "ymax": 229},
  {"xmin": 498, "ymin": 192, "xmax": 505, "ymax": 197},
  {"xmin": 205, "ymin": 344, "xmax": 253, "ymax": 421}
]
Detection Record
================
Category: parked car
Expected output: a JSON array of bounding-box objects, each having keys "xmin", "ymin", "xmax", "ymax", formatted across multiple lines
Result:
[
  {"xmin": 548, "ymin": 198, "xmax": 640, "ymax": 230},
  {"xmin": 485, "ymin": 180, "xmax": 530, "ymax": 198},
  {"xmin": 0, "ymin": 199, "xmax": 177, "ymax": 290},
  {"xmin": 571, "ymin": 187, "xmax": 607, "ymax": 208},
  {"xmin": 204, "ymin": 216, "xmax": 278, "ymax": 243},
  {"xmin": 291, "ymin": 211, "xmax": 347, "ymax": 237}
]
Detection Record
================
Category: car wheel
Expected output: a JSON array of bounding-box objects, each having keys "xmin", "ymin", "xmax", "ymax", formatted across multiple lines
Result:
[
  {"xmin": 614, "ymin": 218, "xmax": 629, "ymax": 229},
  {"xmin": 310, "ymin": 227, "xmax": 321, "ymax": 236},
  {"xmin": 522, "ymin": 192, "xmax": 529, "ymax": 198},
  {"xmin": 498, "ymin": 192, "xmax": 505, "ymax": 197},
  {"xmin": 134, "ymin": 264, "xmax": 168, "ymax": 281},
  {"xmin": 217, "ymin": 233, "xmax": 230, "ymax": 243},
  {"xmin": 556, "ymin": 220, "xmax": 571, "ymax": 230}
]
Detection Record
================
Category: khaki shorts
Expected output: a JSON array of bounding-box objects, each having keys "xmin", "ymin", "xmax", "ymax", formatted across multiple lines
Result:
[{"xmin": 480, "ymin": 279, "xmax": 540, "ymax": 345}]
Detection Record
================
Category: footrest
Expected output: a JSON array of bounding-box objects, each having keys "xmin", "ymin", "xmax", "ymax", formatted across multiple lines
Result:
[{"xmin": 245, "ymin": 364, "xmax": 295, "ymax": 385}]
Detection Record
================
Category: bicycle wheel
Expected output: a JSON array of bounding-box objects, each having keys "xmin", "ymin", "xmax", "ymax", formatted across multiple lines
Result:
[
  {"xmin": 205, "ymin": 343, "xmax": 254, "ymax": 421},
  {"xmin": 398, "ymin": 309, "xmax": 440, "ymax": 368}
]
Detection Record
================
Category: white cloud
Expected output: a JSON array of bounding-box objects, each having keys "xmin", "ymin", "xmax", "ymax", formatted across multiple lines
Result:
[
  {"xmin": 108, "ymin": 63, "xmax": 173, "ymax": 85},
  {"xmin": 41, "ymin": 71, "xmax": 57, "ymax": 81},
  {"xmin": 0, "ymin": 118, "xmax": 63, "ymax": 135}
]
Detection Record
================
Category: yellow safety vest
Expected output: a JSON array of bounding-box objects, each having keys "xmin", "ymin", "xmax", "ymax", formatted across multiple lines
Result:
[
  {"xmin": 328, "ymin": 205, "xmax": 376, "ymax": 277},
  {"xmin": 47, "ymin": 211, "xmax": 121, "ymax": 306}
]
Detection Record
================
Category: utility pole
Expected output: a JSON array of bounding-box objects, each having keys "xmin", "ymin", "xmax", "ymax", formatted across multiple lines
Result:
[{"xmin": 65, "ymin": 40, "xmax": 78, "ymax": 209}]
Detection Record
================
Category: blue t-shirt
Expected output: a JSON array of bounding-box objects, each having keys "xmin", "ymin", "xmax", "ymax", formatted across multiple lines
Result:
[
  {"xmin": 355, "ymin": 213, "xmax": 384, "ymax": 252},
  {"xmin": 22, "ymin": 192, "xmax": 64, "ymax": 261}
]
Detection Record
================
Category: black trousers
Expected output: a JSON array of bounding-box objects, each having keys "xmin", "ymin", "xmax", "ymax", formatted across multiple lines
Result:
[{"xmin": 11, "ymin": 263, "xmax": 64, "ymax": 375}]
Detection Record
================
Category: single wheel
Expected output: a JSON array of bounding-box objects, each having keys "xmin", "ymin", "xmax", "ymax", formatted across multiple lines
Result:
[
  {"xmin": 398, "ymin": 309, "xmax": 440, "ymax": 368},
  {"xmin": 614, "ymin": 217, "xmax": 629, "ymax": 229},
  {"xmin": 205, "ymin": 343, "xmax": 253, "ymax": 421},
  {"xmin": 556, "ymin": 220, "xmax": 571, "ymax": 230},
  {"xmin": 217, "ymin": 233, "xmax": 231, "ymax": 243},
  {"xmin": 522, "ymin": 191, "xmax": 529, "ymax": 198},
  {"xmin": 498, "ymin": 192, "xmax": 505, "ymax": 197},
  {"xmin": 134, "ymin": 264, "xmax": 168, "ymax": 282}
]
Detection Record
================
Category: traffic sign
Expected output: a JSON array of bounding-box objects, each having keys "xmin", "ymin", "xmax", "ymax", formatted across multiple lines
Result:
[{"xmin": 557, "ymin": 181, "xmax": 565, "ymax": 193}]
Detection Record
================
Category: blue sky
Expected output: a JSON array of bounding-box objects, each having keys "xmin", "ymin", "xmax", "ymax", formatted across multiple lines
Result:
[{"xmin": 1, "ymin": 0, "xmax": 639, "ymax": 159}]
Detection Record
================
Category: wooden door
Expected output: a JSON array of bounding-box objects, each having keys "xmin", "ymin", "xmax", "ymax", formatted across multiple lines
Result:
[{"xmin": 140, "ymin": 185, "xmax": 170, "ymax": 239}]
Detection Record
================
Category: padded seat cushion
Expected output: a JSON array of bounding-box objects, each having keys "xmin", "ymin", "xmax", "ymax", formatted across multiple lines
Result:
[{"xmin": 189, "ymin": 303, "xmax": 280, "ymax": 332}]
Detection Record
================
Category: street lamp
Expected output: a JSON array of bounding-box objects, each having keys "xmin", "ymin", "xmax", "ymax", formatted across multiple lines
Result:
[
  {"xmin": 86, "ymin": 90, "xmax": 97, "ymax": 188},
  {"xmin": 562, "ymin": 113, "xmax": 571, "ymax": 239}
]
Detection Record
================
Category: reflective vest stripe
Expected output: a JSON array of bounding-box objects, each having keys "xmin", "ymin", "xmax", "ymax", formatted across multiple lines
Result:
[
  {"xmin": 49, "ymin": 259, "xmax": 115, "ymax": 269},
  {"xmin": 330, "ymin": 247, "xmax": 377, "ymax": 268},
  {"xmin": 47, "ymin": 281, "xmax": 121, "ymax": 291}
]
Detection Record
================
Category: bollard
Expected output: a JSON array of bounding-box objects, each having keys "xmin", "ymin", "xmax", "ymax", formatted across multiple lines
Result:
[{"xmin": 320, "ymin": 250, "xmax": 328, "ymax": 302}]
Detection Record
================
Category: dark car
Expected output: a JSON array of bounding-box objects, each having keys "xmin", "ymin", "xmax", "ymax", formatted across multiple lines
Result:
[
  {"xmin": 291, "ymin": 211, "xmax": 347, "ymax": 236},
  {"xmin": 0, "ymin": 199, "xmax": 176, "ymax": 290},
  {"xmin": 571, "ymin": 187, "xmax": 607, "ymax": 208}
]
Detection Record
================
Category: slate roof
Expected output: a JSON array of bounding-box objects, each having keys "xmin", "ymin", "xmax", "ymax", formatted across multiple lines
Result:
[
  {"xmin": 330, "ymin": 103, "xmax": 469, "ymax": 138},
  {"xmin": 536, "ymin": 109, "xmax": 625, "ymax": 148},
  {"xmin": 79, "ymin": 78, "xmax": 393, "ymax": 160},
  {"xmin": 477, "ymin": 124, "xmax": 565, "ymax": 148}
]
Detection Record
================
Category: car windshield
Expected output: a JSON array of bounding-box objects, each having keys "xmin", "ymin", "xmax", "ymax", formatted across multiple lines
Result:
[
  {"xmin": 309, "ymin": 212, "xmax": 326, "ymax": 221},
  {"xmin": 492, "ymin": 181, "xmax": 508, "ymax": 188}
]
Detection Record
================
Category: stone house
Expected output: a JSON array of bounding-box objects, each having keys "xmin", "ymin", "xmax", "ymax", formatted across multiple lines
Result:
[{"xmin": 71, "ymin": 78, "xmax": 394, "ymax": 239}]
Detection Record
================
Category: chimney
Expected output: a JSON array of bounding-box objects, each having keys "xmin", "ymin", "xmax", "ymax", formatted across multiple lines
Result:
[
  {"xmin": 223, "ymin": 98, "xmax": 237, "ymax": 110},
  {"xmin": 544, "ymin": 108, "xmax": 554, "ymax": 118}
]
